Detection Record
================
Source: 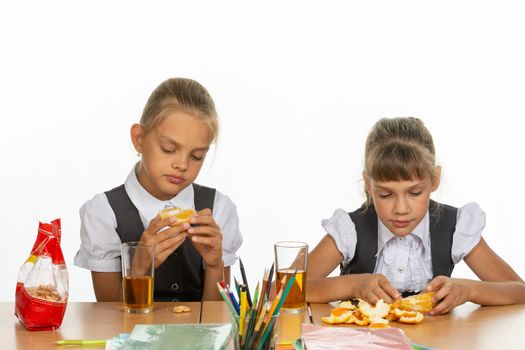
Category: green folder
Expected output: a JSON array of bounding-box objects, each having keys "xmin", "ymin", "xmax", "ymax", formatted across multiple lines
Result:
[{"xmin": 114, "ymin": 323, "xmax": 232, "ymax": 350}]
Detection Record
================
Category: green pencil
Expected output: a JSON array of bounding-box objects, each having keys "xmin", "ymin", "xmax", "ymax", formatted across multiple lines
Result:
[{"xmin": 217, "ymin": 282, "xmax": 239, "ymax": 318}]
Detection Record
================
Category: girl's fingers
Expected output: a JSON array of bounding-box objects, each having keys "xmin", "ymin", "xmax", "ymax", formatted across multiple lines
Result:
[
  {"xmin": 196, "ymin": 208, "xmax": 212, "ymax": 216},
  {"xmin": 432, "ymin": 283, "xmax": 450, "ymax": 303},
  {"xmin": 144, "ymin": 216, "xmax": 183, "ymax": 237},
  {"xmin": 146, "ymin": 224, "xmax": 188, "ymax": 246},
  {"xmin": 187, "ymin": 226, "xmax": 221, "ymax": 237},
  {"xmin": 158, "ymin": 223, "xmax": 190, "ymax": 239},
  {"xmin": 366, "ymin": 292, "xmax": 379, "ymax": 305},
  {"xmin": 191, "ymin": 235, "xmax": 219, "ymax": 247},
  {"xmin": 379, "ymin": 278, "xmax": 401, "ymax": 300},
  {"xmin": 431, "ymin": 297, "xmax": 452, "ymax": 315},
  {"xmin": 426, "ymin": 275, "xmax": 447, "ymax": 293},
  {"xmin": 155, "ymin": 233, "xmax": 187, "ymax": 257},
  {"xmin": 190, "ymin": 214, "xmax": 219, "ymax": 228},
  {"xmin": 375, "ymin": 289, "xmax": 395, "ymax": 304}
]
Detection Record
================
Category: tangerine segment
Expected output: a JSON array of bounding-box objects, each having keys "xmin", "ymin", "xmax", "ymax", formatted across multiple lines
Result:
[{"xmin": 397, "ymin": 292, "xmax": 435, "ymax": 314}]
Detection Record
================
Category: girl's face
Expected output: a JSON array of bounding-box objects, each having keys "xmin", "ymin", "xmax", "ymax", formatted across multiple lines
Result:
[
  {"xmin": 131, "ymin": 111, "xmax": 211, "ymax": 201},
  {"xmin": 365, "ymin": 171, "xmax": 440, "ymax": 237}
]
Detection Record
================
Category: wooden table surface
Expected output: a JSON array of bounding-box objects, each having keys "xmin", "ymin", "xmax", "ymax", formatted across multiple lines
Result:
[
  {"xmin": 3, "ymin": 301, "xmax": 525, "ymax": 349},
  {"xmin": 3, "ymin": 302, "xmax": 201, "ymax": 350}
]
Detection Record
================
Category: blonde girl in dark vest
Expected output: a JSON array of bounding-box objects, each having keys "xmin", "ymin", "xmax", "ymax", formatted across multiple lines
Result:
[
  {"xmin": 75, "ymin": 78, "xmax": 242, "ymax": 302},
  {"xmin": 306, "ymin": 117, "xmax": 525, "ymax": 315}
]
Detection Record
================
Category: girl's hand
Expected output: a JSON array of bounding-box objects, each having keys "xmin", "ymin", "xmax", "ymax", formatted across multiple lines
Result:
[
  {"xmin": 351, "ymin": 273, "xmax": 401, "ymax": 304},
  {"xmin": 140, "ymin": 215, "xmax": 189, "ymax": 268},
  {"xmin": 187, "ymin": 208, "xmax": 223, "ymax": 268},
  {"xmin": 426, "ymin": 276, "xmax": 472, "ymax": 315}
]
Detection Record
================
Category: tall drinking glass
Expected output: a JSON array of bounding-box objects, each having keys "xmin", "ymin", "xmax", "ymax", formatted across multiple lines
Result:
[
  {"xmin": 274, "ymin": 241, "xmax": 308, "ymax": 312},
  {"xmin": 121, "ymin": 241, "xmax": 155, "ymax": 313}
]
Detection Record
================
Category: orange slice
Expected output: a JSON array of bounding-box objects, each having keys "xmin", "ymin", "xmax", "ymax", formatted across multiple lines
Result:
[{"xmin": 159, "ymin": 207, "xmax": 196, "ymax": 225}]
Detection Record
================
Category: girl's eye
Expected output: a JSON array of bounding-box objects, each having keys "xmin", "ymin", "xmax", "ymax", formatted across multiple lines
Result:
[
  {"xmin": 410, "ymin": 191, "xmax": 423, "ymax": 196},
  {"xmin": 378, "ymin": 193, "xmax": 391, "ymax": 198},
  {"xmin": 191, "ymin": 155, "xmax": 203, "ymax": 161},
  {"xmin": 161, "ymin": 147, "xmax": 175, "ymax": 154}
]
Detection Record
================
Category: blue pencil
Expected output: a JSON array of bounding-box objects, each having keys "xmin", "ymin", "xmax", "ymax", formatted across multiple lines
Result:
[{"xmin": 228, "ymin": 287, "xmax": 241, "ymax": 315}]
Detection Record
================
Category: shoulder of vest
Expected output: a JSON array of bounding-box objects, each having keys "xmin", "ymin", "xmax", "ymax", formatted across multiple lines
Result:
[
  {"xmin": 104, "ymin": 184, "xmax": 126, "ymax": 195},
  {"xmin": 192, "ymin": 183, "xmax": 216, "ymax": 192},
  {"xmin": 349, "ymin": 205, "xmax": 375, "ymax": 219},
  {"xmin": 429, "ymin": 200, "xmax": 458, "ymax": 217}
]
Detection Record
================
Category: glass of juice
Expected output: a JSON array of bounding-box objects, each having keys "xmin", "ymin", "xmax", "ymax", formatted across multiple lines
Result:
[
  {"xmin": 121, "ymin": 241, "xmax": 155, "ymax": 313},
  {"xmin": 274, "ymin": 241, "xmax": 308, "ymax": 312}
]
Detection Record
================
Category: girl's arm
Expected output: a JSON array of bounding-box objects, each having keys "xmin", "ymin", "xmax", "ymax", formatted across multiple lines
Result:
[
  {"xmin": 91, "ymin": 272, "xmax": 122, "ymax": 302},
  {"xmin": 306, "ymin": 234, "xmax": 399, "ymax": 304},
  {"xmin": 306, "ymin": 234, "xmax": 347, "ymax": 302},
  {"xmin": 201, "ymin": 264, "xmax": 227, "ymax": 301},
  {"xmin": 464, "ymin": 237, "xmax": 525, "ymax": 304},
  {"xmin": 427, "ymin": 237, "xmax": 525, "ymax": 314}
]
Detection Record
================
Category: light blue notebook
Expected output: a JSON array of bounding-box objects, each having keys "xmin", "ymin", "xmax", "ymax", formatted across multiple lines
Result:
[{"xmin": 109, "ymin": 323, "xmax": 232, "ymax": 350}]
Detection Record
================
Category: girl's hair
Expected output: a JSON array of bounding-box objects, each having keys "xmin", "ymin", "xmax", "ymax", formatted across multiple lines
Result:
[
  {"xmin": 364, "ymin": 117, "xmax": 436, "ymax": 204},
  {"xmin": 140, "ymin": 78, "xmax": 219, "ymax": 143}
]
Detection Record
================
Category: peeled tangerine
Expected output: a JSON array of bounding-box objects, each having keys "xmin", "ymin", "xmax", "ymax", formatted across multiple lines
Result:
[
  {"xmin": 159, "ymin": 207, "xmax": 196, "ymax": 226},
  {"xmin": 396, "ymin": 292, "xmax": 435, "ymax": 314}
]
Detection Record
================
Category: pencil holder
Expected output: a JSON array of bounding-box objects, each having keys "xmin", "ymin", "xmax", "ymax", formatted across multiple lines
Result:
[{"xmin": 231, "ymin": 313, "xmax": 279, "ymax": 350}]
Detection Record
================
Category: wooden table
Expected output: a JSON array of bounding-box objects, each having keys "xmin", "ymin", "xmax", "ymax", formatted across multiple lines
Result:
[
  {"xmin": 3, "ymin": 301, "xmax": 525, "ymax": 349},
  {"xmin": 3, "ymin": 302, "xmax": 200, "ymax": 350}
]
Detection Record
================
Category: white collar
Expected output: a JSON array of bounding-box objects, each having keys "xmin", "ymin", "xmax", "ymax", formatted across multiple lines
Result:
[
  {"xmin": 124, "ymin": 163, "xmax": 195, "ymax": 222},
  {"xmin": 376, "ymin": 210, "xmax": 430, "ymax": 256}
]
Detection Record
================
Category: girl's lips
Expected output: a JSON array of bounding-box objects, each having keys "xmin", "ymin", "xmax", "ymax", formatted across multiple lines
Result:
[
  {"xmin": 391, "ymin": 220, "xmax": 411, "ymax": 228},
  {"xmin": 166, "ymin": 175, "xmax": 184, "ymax": 185}
]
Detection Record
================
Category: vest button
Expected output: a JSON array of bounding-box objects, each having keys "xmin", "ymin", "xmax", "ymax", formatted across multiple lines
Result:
[
  {"xmin": 397, "ymin": 267, "xmax": 405, "ymax": 273},
  {"xmin": 171, "ymin": 252, "xmax": 178, "ymax": 258},
  {"xmin": 171, "ymin": 283, "xmax": 179, "ymax": 291}
]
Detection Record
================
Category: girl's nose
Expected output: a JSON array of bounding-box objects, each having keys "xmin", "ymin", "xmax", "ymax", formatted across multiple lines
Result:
[
  {"xmin": 171, "ymin": 154, "xmax": 188, "ymax": 171},
  {"xmin": 393, "ymin": 196, "xmax": 409, "ymax": 215}
]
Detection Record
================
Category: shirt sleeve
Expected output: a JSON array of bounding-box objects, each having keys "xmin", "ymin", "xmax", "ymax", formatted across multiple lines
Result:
[
  {"xmin": 213, "ymin": 191, "xmax": 243, "ymax": 267},
  {"xmin": 451, "ymin": 202, "xmax": 485, "ymax": 264},
  {"xmin": 73, "ymin": 193, "xmax": 122, "ymax": 272},
  {"xmin": 321, "ymin": 208, "xmax": 358, "ymax": 265}
]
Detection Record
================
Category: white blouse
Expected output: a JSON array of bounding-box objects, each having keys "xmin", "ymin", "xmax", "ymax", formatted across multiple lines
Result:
[
  {"xmin": 322, "ymin": 203, "xmax": 484, "ymax": 292},
  {"xmin": 74, "ymin": 166, "xmax": 243, "ymax": 272}
]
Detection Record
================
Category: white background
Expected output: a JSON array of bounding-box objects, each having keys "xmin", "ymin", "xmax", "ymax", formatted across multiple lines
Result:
[{"xmin": 1, "ymin": 1, "xmax": 524, "ymax": 301}]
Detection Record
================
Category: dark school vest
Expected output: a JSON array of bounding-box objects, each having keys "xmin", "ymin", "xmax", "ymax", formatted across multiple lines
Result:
[
  {"xmin": 340, "ymin": 200, "xmax": 457, "ymax": 278},
  {"xmin": 105, "ymin": 183, "xmax": 216, "ymax": 302}
]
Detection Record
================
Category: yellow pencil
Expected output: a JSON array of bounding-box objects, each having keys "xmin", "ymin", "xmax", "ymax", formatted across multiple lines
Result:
[
  {"xmin": 239, "ymin": 286, "xmax": 248, "ymax": 336},
  {"xmin": 56, "ymin": 339, "xmax": 106, "ymax": 346}
]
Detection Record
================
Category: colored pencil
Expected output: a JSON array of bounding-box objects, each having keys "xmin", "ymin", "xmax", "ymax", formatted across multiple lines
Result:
[
  {"xmin": 243, "ymin": 282, "xmax": 260, "ymax": 350},
  {"xmin": 227, "ymin": 284, "xmax": 241, "ymax": 315},
  {"xmin": 239, "ymin": 285, "xmax": 248, "ymax": 336},
  {"xmin": 56, "ymin": 339, "xmax": 106, "ymax": 346},
  {"xmin": 266, "ymin": 263, "xmax": 274, "ymax": 299},
  {"xmin": 234, "ymin": 276, "xmax": 241, "ymax": 299},
  {"xmin": 257, "ymin": 271, "xmax": 297, "ymax": 350},
  {"xmin": 217, "ymin": 282, "xmax": 239, "ymax": 317},
  {"xmin": 239, "ymin": 258, "xmax": 253, "ymax": 308}
]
